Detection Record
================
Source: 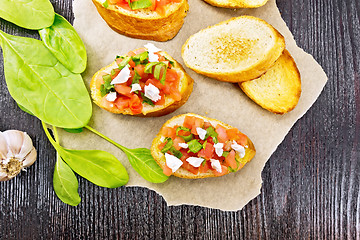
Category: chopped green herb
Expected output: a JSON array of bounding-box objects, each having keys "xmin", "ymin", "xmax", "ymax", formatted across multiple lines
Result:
[
  {"xmin": 228, "ymin": 166, "xmax": 237, "ymax": 173},
  {"xmin": 187, "ymin": 139, "xmax": 203, "ymax": 153},
  {"xmin": 100, "ymin": 74, "xmax": 115, "ymax": 97},
  {"xmin": 129, "ymin": 0, "xmax": 152, "ymax": 10},
  {"xmin": 222, "ymin": 151, "xmax": 230, "ymax": 158},
  {"xmin": 202, "ymin": 160, "xmax": 206, "ymax": 166},
  {"xmin": 144, "ymin": 62, "xmax": 167, "ymax": 84},
  {"xmin": 132, "ymin": 70, "xmax": 141, "ymax": 84},
  {"xmin": 161, "ymin": 138, "xmax": 173, "ymax": 153},
  {"xmin": 176, "ymin": 126, "xmax": 191, "ymax": 135},
  {"xmin": 206, "ymin": 126, "xmax": 218, "ymax": 138},
  {"xmin": 132, "ymin": 51, "xmax": 149, "ymax": 66},
  {"xmin": 140, "ymin": 92, "xmax": 155, "ymax": 106},
  {"xmin": 212, "ymin": 137, "xmax": 219, "ymax": 144},
  {"xmin": 118, "ymin": 56, "xmax": 131, "ymax": 70},
  {"xmin": 102, "ymin": 0, "xmax": 109, "ymax": 8},
  {"xmin": 202, "ymin": 140, "xmax": 207, "ymax": 149},
  {"xmin": 170, "ymin": 147, "xmax": 183, "ymax": 159},
  {"xmin": 176, "ymin": 126, "xmax": 193, "ymax": 142}
]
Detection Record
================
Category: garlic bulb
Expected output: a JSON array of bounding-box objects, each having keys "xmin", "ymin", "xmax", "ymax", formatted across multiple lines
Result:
[{"xmin": 0, "ymin": 130, "xmax": 37, "ymax": 181}]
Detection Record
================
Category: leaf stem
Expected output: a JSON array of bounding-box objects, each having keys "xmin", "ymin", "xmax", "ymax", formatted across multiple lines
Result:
[
  {"xmin": 84, "ymin": 125, "xmax": 127, "ymax": 152},
  {"xmin": 53, "ymin": 126, "xmax": 59, "ymax": 143}
]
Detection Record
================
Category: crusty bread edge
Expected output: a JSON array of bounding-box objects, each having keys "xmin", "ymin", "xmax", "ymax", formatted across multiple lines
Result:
[
  {"xmin": 203, "ymin": 0, "xmax": 269, "ymax": 9},
  {"xmin": 92, "ymin": 0, "xmax": 189, "ymax": 41},
  {"xmin": 239, "ymin": 49, "xmax": 301, "ymax": 114},
  {"xmin": 150, "ymin": 113, "xmax": 256, "ymax": 179},
  {"xmin": 90, "ymin": 51, "xmax": 194, "ymax": 117},
  {"xmin": 181, "ymin": 15, "xmax": 285, "ymax": 82}
]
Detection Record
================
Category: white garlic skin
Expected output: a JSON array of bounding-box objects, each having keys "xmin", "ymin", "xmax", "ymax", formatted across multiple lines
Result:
[{"xmin": 0, "ymin": 130, "xmax": 37, "ymax": 181}]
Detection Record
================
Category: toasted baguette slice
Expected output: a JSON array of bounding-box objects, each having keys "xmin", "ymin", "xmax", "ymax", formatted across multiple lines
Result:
[
  {"xmin": 90, "ymin": 51, "xmax": 194, "ymax": 117},
  {"xmin": 182, "ymin": 16, "xmax": 285, "ymax": 82},
  {"xmin": 204, "ymin": 0, "xmax": 269, "ymax": 8},
  {"xmin": 92, "ymin": 0, "xmax": 188, "ymax": 41},
  {"xmin": 151, "ymin": 113, "xmax": 256, "ymax": 179},
  {"xmin": 239, "ymin": 50, "xmax": 301, "ymax": 114}
]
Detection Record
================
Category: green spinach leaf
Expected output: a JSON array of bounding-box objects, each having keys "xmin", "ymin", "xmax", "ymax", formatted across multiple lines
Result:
[
  {"xmin": 0, "ymin": 31, "xmax": 92, "ymax": 129},
  {"xmin": 43, "ymin": 123, "xmax": 129, "ymax": 188},
  {"xmin": 122, "ymin": 147, "xmax": 169, "ymax": 183},
  {"xmin": 85, "ymin": 125, "xmax": 169, "ymax": 184},
  {"xmin": 63, "ymin": 128, "xmax": 83, "ymax": 133},
  {"xmin": 0, "ymin": 0, "xmax": 54, "ymax": 30},
  {"xmin": 39, "ymin": 14, "xmax": 87, "ymax": 74},
  {"xmin": 53, "ymin": 154, "xmax": 81, "ymax": 206},
  {"xmin": 17, "ymin": 103, "xmax": 34, "ymax": 116}
]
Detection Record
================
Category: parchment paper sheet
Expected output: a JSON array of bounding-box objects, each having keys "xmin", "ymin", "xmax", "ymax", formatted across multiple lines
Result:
[{"xmin": 61, "ymin": 0, "xmax": 327, "ymax": 211}]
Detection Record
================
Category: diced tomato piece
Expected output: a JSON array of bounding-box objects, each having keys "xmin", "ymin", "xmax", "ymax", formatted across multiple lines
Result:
[
  {"xmin": 115, "ymin": 84, "xmax": 132, "ymax": 97},
  {"xmin": 134, "ymin": 64, "xmax": 148, "ymax": 79},
  {"xmin": 169, "ymin": 85, "xmax": 181, "ymax": 101},
  {"xmin": 180, "ymin": 159, "xmax": 199, "ymax": 175},
  {"xmin": 216, "ymin": 125, "xmax": 228, "ymax": 143},
  {"xmin": 236, "ymin": 133, "xmax": 248, "ymax": 147},
  {"xmin": 162, "ymin": 164, "xmax": 172, "ymax": 176},
  {"xmin": 226, "ymin": 129, "xmax": 248, "ymax": 146},
  {"xmin": 128, "ymin": 59, "xmax": 135, "ymax": 68},
  {"xmin": 129, "ymin": 94, "xmax": 143, "ymax": 114},
  {"xmin": 101, "ymin": 97, "xmax": 118, "ymax": 111},
  {"xmin": 162, "ymin": 82, "xmax": 171, "ymax": 95},
  {"xmin": 224, "ymin": 141, "xmax": 232, "ymax": 151},
  {"xmin": 154, "ymin": 92, "xmax": 165, "ymax": 105},
  {"xmin": 226, "ymin": 128, "xmax": 240, "ymax": 140},
  {"xmin": 173, "ymin": 137, "xmax": 185, "ymax": 150},
  {"xmin": 199, "ymin": 160, "xmax": 211, "ymax": 173},
  {"xmin": 237, "ymin": 162, "xmax": 245, "ymax": 171},
  {"xmin": 203, "ymin": 122, "xmax": 211, "ymax": 129},
  {"xmin": 161, "ymin": 127, "xmax": 176, "ymax": 139},
  {"xmin": 204, "ymin": 142, "xmax": 215, "ymax": 159},
  {"xmin": 197, "ymin": 149, "xmax": 207, "ymax": 159},
  {"xmin": 166, "ymin": 69, "xmax": 179, "ymax": 82},
  {"xmin": 225, "ymin": 150, "xmax": 237, "ymax": 169},
  {"xmin": 183, "ymin": 116, "xmax": 196, "ymax": 129},
  {"xmin": 114, "ymin": 96, "xmax": 130, "ymax": 110},
  {"xmin": 213, "ymin": 165, "xmax": 228, "ymax": 176},
  {"xmin": 145, "ymin": 78, "xmax": 163, "ymax": 90},
  {"xmin": 191, "ymin": 118, "xmax": 205, "ymax": 134},
  {"xmin": 97, "ymin": 75, "xmax": 105, "ymax": 89}
]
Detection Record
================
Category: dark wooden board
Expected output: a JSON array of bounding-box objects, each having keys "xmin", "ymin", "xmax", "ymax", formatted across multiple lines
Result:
[{"xmin": 0, "ymin": 0, "xmax": 359, "ymax": 239}]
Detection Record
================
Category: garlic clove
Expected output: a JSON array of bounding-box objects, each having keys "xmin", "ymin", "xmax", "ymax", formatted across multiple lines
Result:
[
  {"xmin": 0, "ymin": 132, "xmax": 8, "ymax": 160},
  {"xmin": 3, "ymin": 130, "xmax": 24, "ymax": 158},
  {"xmin": 22, "ymin": 147, "xmax": 37, "ymax": 168},
  {"xmin": 16, "ymin": 131, "xmax": 34, "ymax": 159},
  {"xmin": 0, "ymin": 130, "xmax": 37, "ymax": 181}
]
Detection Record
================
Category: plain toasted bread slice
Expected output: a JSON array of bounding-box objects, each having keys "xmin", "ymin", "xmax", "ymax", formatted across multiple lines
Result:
[
  {"xmin": 204, "ymin": 0, "xmax": 269, "ymax": 9},
  {"xmin": 182, "ymin": 16, "xmax": 285, "ymax": 82},
  {"xmin": 151, "ymin": 113, "xmax": 256, "ymax": 179},
  {"xmin": 92, "ymin": 0, "xmax": 188, "ymax": 41},
  {"xmin": 239, "ymin": 50, "xmax": 301, "ymax": 114},
  {"xmin": 90, "ymin": 51, "xmax": 194, "ymax": 117}
]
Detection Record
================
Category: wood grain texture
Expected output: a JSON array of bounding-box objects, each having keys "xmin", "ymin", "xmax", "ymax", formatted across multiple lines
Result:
[{"xmin": 0, "ymin": 0, "xmax": 359, "ymax": 239}]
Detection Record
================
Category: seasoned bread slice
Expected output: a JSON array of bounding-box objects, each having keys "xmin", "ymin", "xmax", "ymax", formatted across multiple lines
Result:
[
  {"xmin": 151, "ymin": 113, "xmax": 256, "ymax": 179},
  {"xmin": 239, "ymin": 50, "xmax": 301, "ymax": 114},
  {"xmin": 182, "ymin": 16, "xmax": 285, "ymax": 82},
  {"xmin": 90, "ymin": 51, "xmax": 194, "ymax": 117},
  {"xmin": 92, "ymin": 0, "xmax": 188, "ymax": 41},
  {"xmin": 203, "ymin": 0, "xmax": 269, "ymax": 9}
]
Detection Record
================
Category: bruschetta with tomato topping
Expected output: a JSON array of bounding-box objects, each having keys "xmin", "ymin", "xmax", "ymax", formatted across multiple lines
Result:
[
  {"xmin": 90, "ymin": 44, "xmax": 194, "ymax": 116},
  {"xmin": 92, "ymin": 0, "xmax": 188, "ymax": 41},
  {"xmin": 151, "ymin": 113, "xmax": 256, "ymax": 178}
]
